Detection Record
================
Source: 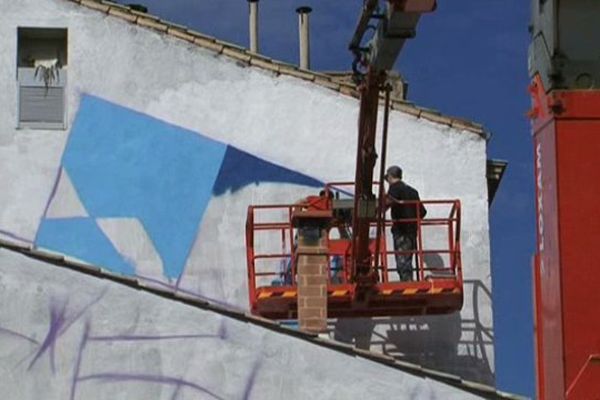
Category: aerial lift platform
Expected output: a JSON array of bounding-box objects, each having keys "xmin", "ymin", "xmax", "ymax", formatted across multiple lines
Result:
[
  {"xmin": 245, "ymin": 0, "xmax": 465, "ymax": 321},
  {"xmin": 246, "ymin": 186, "xmax": 463, "ymax": 319}
]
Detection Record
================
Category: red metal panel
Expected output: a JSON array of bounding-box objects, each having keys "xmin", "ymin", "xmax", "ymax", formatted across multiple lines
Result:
[
  {"xmin": 556, "ymin": 117, "xmax": 600, "ymax": 395},
  {"xmin": 533, "ymin": 253, "xmax": 545, "ymax": 400},
  {"xmin": 566, "ymin": 355, "xmax": 600, "ymax": 400},
  {"xmin": 533, "ymin": 119, "xmax": 565, "ymax": 400},
  {"xmin": 531, "ymin": 86, "xmax": 600, "ymax": 399}
]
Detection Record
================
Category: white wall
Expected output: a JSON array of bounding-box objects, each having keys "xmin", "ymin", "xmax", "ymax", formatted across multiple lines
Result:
[
  {"xmin": 0, "ymin": 249, "xmax": 490, "ymax": 400},
  {"xmin": 0, "ymin": 0, "xmax": 494, "ymax": 387}
]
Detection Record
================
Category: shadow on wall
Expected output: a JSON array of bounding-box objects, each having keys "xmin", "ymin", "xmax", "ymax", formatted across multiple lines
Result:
[
  {"xmin": 212, "ymin": 146, "xmax": 322, "ymax": 196},
  {"xmin": 333, "ymin": 278, "xmax": 494, "ymax": 385}
]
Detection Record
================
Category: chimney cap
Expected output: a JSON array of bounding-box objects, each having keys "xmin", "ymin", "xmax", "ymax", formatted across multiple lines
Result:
[{"xmin": 296, "ymin": 6, "xmax": 312, "ymax": 14}]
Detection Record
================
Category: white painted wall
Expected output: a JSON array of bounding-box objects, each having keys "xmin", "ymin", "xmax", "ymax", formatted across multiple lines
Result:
[
  {"xmin": 0, "ymin": 248, "xmax": 488, "ymax": 400},
  {"xmin": 0, "ymin": 0, "xmax": 494, "ymax": 388}
]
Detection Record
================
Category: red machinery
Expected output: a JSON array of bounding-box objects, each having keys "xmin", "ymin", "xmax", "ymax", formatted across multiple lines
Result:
[
  {"xmin": 245, "ymin": 0, "xmax": 465, "ymax": 320},
  {"xmin": 246, "ymin": 184, "xmax": 462, "ymax": 319},
  {"xmin": 529, "ymin": 1, "xmax": 600, "ymax": 398}
]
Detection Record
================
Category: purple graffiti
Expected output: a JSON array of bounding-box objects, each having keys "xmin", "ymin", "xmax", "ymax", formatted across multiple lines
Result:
[
  {"xmin": 0, "ymin": 229, "xmax": 33, "ymax": 244},
  {"xmin": 0, "ymin": 326, "xmax": 39, "ymax": 345},
  {"xmin": 28, "ymin": 288, "xmax": 107, "ymax": 372},
  {"xmin": 28, "ymin": 300, "xmax": 67, "ymax": 372},
  {"xmin": 77, "ymin": 373, "xmax": 224, "ymax": 400},
  {"xmin": 217, "ymin": 320, "xmax": 227, "ymax": 340},
  {"xmin": 70, "ymin": 320, "xmax": 90, "ymax": 400},
  {"xmin": 170, "ymin": 384, "xmax": 182, "ymax": 400},
  {"xmin": 39, "ymin": 167, "xmax": 63, "ymax": 224},
  {"xmin": 242, "ymin": 359, "xmax": 263, "ymax": 400}
]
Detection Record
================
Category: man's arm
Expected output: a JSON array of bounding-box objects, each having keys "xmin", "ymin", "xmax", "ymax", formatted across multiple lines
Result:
[
  {"xmin": 419, "ymin": 202, "xmax": 427, "ymax": 218},
  {"xmin": 384, "ymin": 193, "xmax": 394, "ymax": 210},
  {"xmin": 415, "ymin": 190, "xmax": 427, "ymax": 218}
]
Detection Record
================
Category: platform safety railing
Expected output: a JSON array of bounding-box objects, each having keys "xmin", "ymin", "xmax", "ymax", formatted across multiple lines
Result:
[{"xmin": 246, "ymin": 192, "xmax": 462, "ymax": 303}]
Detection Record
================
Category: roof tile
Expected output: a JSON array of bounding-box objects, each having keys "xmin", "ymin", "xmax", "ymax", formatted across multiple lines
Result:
[
  {"xmin": 279, "ymin": 64, "xmax": 315, "ymax": 81},
  {"xmin": 185, "ymin": 29, "xmax": 216, "ymax": 42},
  {"xmin": 314, "ymin": 76, "xmax": 342, "ymax": 91},
  {"xmin": 130, "ymin": 8, "xmax": 157, "ymax": 19},
  {"xmin": 108, "ymin": 6, "xmax": 137, "ymax": 22},
  {"xmin": 451, "ymin": 118, "xmax": 484, "ymax": 133},
  {"xmin": 193, "ymin": 36, "xmax": 224, "ymax": 54},
  {"xmin": 391, "ymin": 101, "xmax": 422, "ymax": 118},
  {"xmin": 249, "ymin": 56, "xmax": 280, "ymax": 73},
  {"xmin": 339, "ymin": 84, "xmax": 359, "ymax": 98},
  {"xmin": 80, "ymin": 0, "xmax": 109, "ymax": 12},
  {"xmin": 102, "ymin": 0, "xmax": 127, "ymax": 10},
  {"xmin": 222, "ymin": 47, "xmax": 252, "ymax": 64},
  {"xmin": 419, "ymin": 110, "xmax": 453, "ymax": 127},
  {"xmin": 216, "ymin": 40, "xmax": 246, "ymax": 52},
  {"xmin": 136, "ymin": 15, "xmax": 168, "ymax": 32},
  {"xmin": 167, "ymin": 26, "xmax": 196, "ymax": 43}
]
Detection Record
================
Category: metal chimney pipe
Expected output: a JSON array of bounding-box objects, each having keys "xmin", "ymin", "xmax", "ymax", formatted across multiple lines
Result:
[
  {"xmin": 248, "ymin": 0, "xmax": 259, "ymax": 53},
  {"xmin": 296, "ymin": 6, "xmax": 312, "ymax": 70}
]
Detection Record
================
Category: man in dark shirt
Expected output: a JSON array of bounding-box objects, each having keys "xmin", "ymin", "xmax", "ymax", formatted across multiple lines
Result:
[{"xmin": 385, "ymin": 165, "xmax": 427, "ymax": 281}]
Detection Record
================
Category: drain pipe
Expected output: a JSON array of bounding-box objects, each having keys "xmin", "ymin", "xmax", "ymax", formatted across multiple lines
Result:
[
  {"xmin": 248, "ymin": 0, "xmax": 259, "ymax": 53},
  {"xmin": 296, "ymin": 6, "xmax": 312, "ymax": 70}
]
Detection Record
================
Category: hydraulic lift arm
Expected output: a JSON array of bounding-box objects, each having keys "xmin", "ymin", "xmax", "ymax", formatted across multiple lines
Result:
[{"xmin": 348, "ymin": 0, "xmax": 436, "ymax": 287}]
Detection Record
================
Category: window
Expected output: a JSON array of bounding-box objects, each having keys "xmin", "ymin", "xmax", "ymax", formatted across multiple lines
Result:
[{"xmin": 17, "ymin": 28, "xmax": 68, "ymax": 129}]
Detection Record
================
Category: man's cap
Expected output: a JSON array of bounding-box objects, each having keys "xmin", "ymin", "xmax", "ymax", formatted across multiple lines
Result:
[{"xmin": 385, "ymin": 165, "xmax": 403, "ymax": 179}]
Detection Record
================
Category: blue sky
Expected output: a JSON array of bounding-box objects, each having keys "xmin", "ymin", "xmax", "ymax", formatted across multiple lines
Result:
[{"xmin": 120, "ymin": 0, "xmax": 535, "ymax": 396}]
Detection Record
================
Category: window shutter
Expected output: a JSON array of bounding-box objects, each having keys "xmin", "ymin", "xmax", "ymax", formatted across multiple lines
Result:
[
  {"xmin": 17, "ymin": 67, "xmax": 67, "ymax": 129},
  {"xmin": 19, "ymin": 86, "xmax": 64, "ymax": 124}
]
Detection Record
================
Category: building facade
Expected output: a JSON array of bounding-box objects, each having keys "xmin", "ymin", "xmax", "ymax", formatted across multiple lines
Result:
[{"xmin": 0, "ymin": 0, "xmax": 497, "ymax": 396}]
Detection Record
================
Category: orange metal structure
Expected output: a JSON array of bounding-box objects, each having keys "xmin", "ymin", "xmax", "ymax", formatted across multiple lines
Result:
[
  {"xmin": 530, "ymin": 79, "xmax": 600, "ymax": 400},
  {"xmin": 529, "ymin": 1, "xmax": 600, "ymax": 398},
  {"xmin": 246, "ymin": 183, "xmax": 463, "ymax": 319}
]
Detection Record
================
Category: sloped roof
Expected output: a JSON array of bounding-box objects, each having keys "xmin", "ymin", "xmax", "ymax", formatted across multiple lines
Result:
[
  {"xmin": 63, "ymin": 0, "xmax": 487, "ymax": 138},
  {"xmin": 0, "ymin": 237, "xmax": 522, "ymax": 399}
]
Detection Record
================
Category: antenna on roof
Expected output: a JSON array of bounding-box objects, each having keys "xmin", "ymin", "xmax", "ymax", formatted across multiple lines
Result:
[
  {"xmin": 248, "ymin": 0, "xmax": 259, "ymax": 53},
  {"xmin": 296, "ymin": 6, "xmax": 312, "ymax": 70}
]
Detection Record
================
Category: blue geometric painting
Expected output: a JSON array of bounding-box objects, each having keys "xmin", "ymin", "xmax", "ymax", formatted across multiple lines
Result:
[{"xmin": 36, "ymin": 95, "xmax": 321, "ymax": 279}]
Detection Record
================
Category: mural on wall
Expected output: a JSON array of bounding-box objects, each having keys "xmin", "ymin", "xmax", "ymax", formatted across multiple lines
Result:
[
  {"xmin": 35, "ymin": 95, "xmax": 321, "ymax": 281},
  {"xmin": 10, "ymin": 94, "xmax": 493, "ymax": 387}
]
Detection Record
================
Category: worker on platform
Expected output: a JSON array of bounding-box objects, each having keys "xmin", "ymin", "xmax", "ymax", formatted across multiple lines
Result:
[{"xmin": 385, "ymin": 165, "xmax": 427, "ymax": 282}]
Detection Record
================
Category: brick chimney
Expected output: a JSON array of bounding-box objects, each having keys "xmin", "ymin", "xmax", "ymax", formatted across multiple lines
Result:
[{"xmin": 292, "ymin": 208, "xmax": 331, "ymax": 333}]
